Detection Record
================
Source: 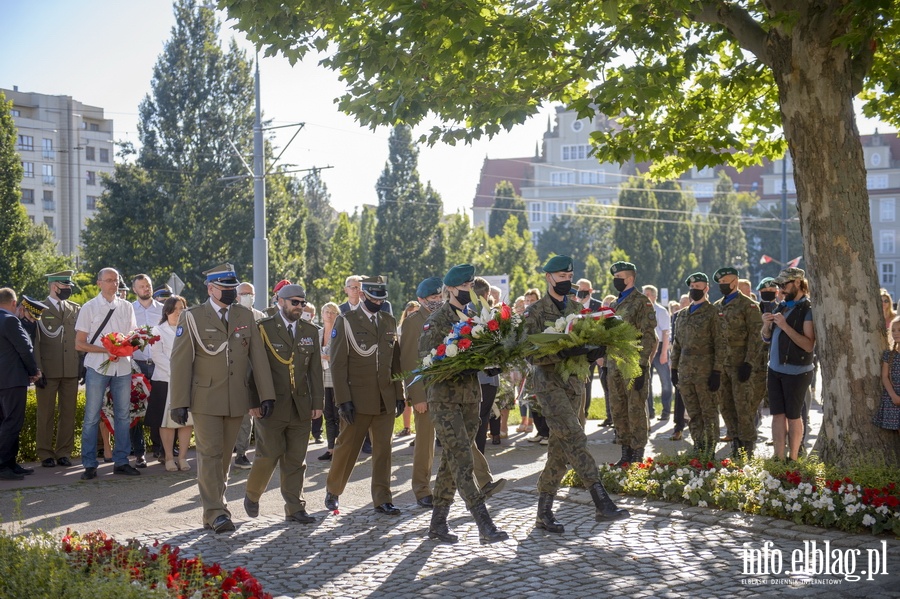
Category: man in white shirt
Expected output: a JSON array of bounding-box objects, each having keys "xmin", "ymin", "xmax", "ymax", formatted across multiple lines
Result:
[
  {"xmin": 643, "ymin": 285, "xmax": 673, "ymax": 421},
  {"xmin": 75, "ymin": 268, "xmax": 139, "ymax": 479},
  {"xmin": 130, "ymin": 274, "xmax": 163, "ymax": 467}
]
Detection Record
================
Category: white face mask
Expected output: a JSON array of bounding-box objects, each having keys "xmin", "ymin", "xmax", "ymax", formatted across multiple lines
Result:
[
  {"xmin": 238, "ymin": 294, "xmax": 255, "ymax": 309},
  {"xmin": 301, "ymin": 312, "xmax": 313, "ymax": 322}
]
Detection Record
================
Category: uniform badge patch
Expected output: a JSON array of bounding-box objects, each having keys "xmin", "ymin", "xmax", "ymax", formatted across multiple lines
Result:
[
  {"xmin": 299, "ymin": 337, "xmax": 314, "ymax": 346},
  {"xmin": 176, "ymin": 326, "xmax": 183, "ymax": 337},
  {"xmin": 423, "ymin": 323, "xmax": 430, "ymax": 331},
  {"xmin": 331, "ymin": 328, "xmax": 337, "ymax": 338}
]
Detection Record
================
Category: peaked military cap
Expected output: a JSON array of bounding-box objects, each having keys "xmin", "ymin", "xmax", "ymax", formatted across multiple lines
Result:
[
  {"xmin": 756, "ymin": 277, "xmax": 777, "ymax": 291},
  {"xmin": 203, "ymin": 263, "xmax": 240, "ymax": 287},
  {"xmin": 45, "ymin": 270, "xmax": 75, "ymax": 285},
  {"xmin": 542, "ymin": 255, "xmax": 574, "ymax": 273},
  {"xmin": 360, "ymin": 275, "xmax": 389, "ymax": 299},
  {"xmin": 277, "ymin": 284, "xmax": 306, "ymax": 299},
  {"xmin": 444, "ymin": 264, "xmax": 476, "ymax": 287},
  {"xmin": 21, "ymin": 295, "xmax": 50, "ymax": 319},
  {"xmin": 610, "ymin": 261, "xmax": 636, "ymax": 275},
  {"xmin": 416, "ymin": 277, "xmax": 443, "ymax": 299},
  {"xmin": 684, "ymin": 272, "xmax": 709, "ymax": 285},
  {"xmin": 774, "ymin": 267, "xmax": 806, "ymax": 286},
  {"xmin": 117, "ymin": 278, "xmax": 128, "ymax": 291},
  {"xmin": 153, "ymin": 287, "xmax": 172, "ymax": 299},
  {"xmin": 713, "ymin": 267, "xmax": 739, "ymax": 282}
]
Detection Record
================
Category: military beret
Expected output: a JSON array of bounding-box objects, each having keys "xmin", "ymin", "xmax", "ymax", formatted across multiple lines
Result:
[
  {"xmin": 684, "ymin": 272, "xmax": 709, "ymax": 285},
  {"xmin": 774, "ymin": 267, "xmax": 806, "ymax": 286},
  {"xmin": 272, "ymin": 279, "xmax": 292, "ymax": 294},
  {"xmin": 203, "ymin": 262, "xmax": 240, "ymax": 287},
  {"xmin": 542, "ymin": 255, "xmax": 574, "ymax": 273},
  {"xmin": 277, "ymin": 284, "xmax": 306, "ymax": 299},
  {"xmin": 45, "ymin": 270, "xmax": 75, "ymax": 285},
  {"xmin": 610, "ymin": 261, "xmax": 636, "ymax": 275},
  {"xmin": 756, "ymin": 277, "xmax": 777, "ymax": 291},
  {"xmin": 713, "ymin": 267, "xmax": 739, "ymax": 282},
  {"xmin": 360, "ymin": 275, "xmax": 388, "ymax": 299},
  {"xmin": 416, "ymin": 277, "xmax": 443, "ymax": 299},
  {"xmin": 444, "ymin": 264, "xmax": 476, "ymax": 287}
]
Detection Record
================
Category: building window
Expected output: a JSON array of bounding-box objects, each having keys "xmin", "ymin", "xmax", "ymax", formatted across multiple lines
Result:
[
  {"xmin": 43, "ymin": 216, "xmax": 54, "ymax": 231},
  {"xmin": 881, "ymin": 198, "xmax": 896, "ymax": 223},
  {"xmin": 89, "ymin": 123, "xmax": 100, "ymax": 132},
  {"xmin": 692, "ymin": 183, "xmax": 715, "ymax": 199},
  {"xmin": 85, "ymin": 146, "xmax": 95, "ymax": 161},
  {"xmin": 42, "ymin": 190, "xmax": 54, "ymax": 211},
  {"xmin": 550, "ymin": 171, "xmax": 576, "ymax": 186},
  {"xmin": 99, "ymin": 148, "xmax": 109, "ymax": 163},
  {"xmin": 42, "ymin": 138, "xmax": 54, "ymax": 159},
  {"xmin": 868, "ymin": 174, "xmax": 890, "ymax": 190},
  {"xmin": 881, "ymin": 230, "xmax": 895, "ymax": 254},
  {"xmin": 42, "ymin": 164, "xmax": 54, "ymax": 185},
  {"xmin": 11, "ymin": 109, "xmax": 20, "ymax": 117},
  {"xmin": 571, "ymin": 120, "xmax": 584, "ymax": 132},
  {"xmin": 547, "ymin": 201, "xmax": 560, "ymax": 215},
  {"xmin": 87, "ymin": 195, "xmax": 98, "ymax": 210},
  {"xmin": 17, "ymin": 135, "xmax": 34, "ymax": 151},
  {"xmin": 871, "ymin": 152, "xmax": 883, "ymax": 167},
  {"xmin": 882, "ymin": 262, "xmax": 895, "ymax": 286},
  {"xmin": 529, "ymin": 202, "xmax": 543, "ymax": 223},
  {"xmin": 22, "ymin": 162, "xmax": 34, "ymax": 178},
  {"xmin": 580, "ymin": 170, "xmax": 605, "ymax": 185},
  {"xmin": 86, "ymin": 171, "xmax": 97, "ymax": 186},
  {"xmin": 561, "ymin": 144, "xmax": 590, "ymax": 161},
  {"xmin": 21, "ymin": 189, "xmax": 34, "ymax": 204}
]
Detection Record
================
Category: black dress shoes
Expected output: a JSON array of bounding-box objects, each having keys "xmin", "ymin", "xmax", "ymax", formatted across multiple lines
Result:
[
  {"xmin": 324, "ymin": 492, "xmax": 339, "ymax": 511},
  {"xmin": 135, "ymin": 457, "xmax": 147, "ymax": 468},
  {"xmin": 286, "ymin": 510, "xmax": 316, "ymax": 524},
  {"xmin": 375, "ymin": 502, "xmax": 401, "ymax": 516},
  {"xmin": 205, "ymin": 515, "xmax": 235, "ymax": 534},
  {"xmin": 56, "ymin": 457, "xmax": 72, "ymax": 467},
  {"xmin": 114, "ymin": 464, "xmax": 141, "ymax": 476},
  {"xmin": 12, "ymin": 464, "xmax": 34, "ymax": 475},
  {"xmin": 244, "ymin": 495, "xmax": 259, "ymax": 518},
  {"xmin": 80, "ymin": 467, "xmax": 97, "ymax": 480},
  {"xmin": 42, "ymin": 458, "xmax": 56, "ymax": 468},
  {"xmin": 317, "ymin": 451, "xmax": 332, "ymax": 461},
  {"xmin": 416, "ymin": 495, "xmax": 434, "ymax": 509},
  {"xmin": 0, "ymin": 468, "xmax": 24, "ymax": 481}
]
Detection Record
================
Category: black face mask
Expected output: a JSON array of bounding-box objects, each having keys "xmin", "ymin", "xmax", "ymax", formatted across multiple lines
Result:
[
  {"xmin": 551, "ymin": 279, "xmax": 573, "ymax": 296},
  {"xmin": 689, "ymin": 288, "xmax": 705, "ymax": 302},
  {"xmin": 576, "ymin": 290, "xmax": 590, "ymax": 299},
  {"xmin": 363, "ymin": 297, "xmax": 383, "ymax": 313},
  {"xmin": 56, "ymin": 287, "xmax": 72, "ymax": 301},
  {"xmin": 760, "ymin": 290, "xmax": 777, "ymax": 302},
  {"xmin": 454, "ymin": 289, "xmax": 471, "ymax": 305},
  {"xmin": 718, "ymin": 283, "xmax": 734, "ymax": 297},
  {"xmin": 613, "ymin": 278, "xmax": 627, "ymax": 293},
  {"xmin": 218, "ymin": 288, "xmax": 237, "ymax": 305}
]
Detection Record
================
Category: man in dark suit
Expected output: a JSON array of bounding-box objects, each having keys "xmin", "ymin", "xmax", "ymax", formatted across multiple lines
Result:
[
  {"xmin": 0, "ymin": 288, "xmax": 41, "ymax": 481},
  {"xmin": 325, "ymin": 276, "xmax": 404, "ymax": 515}
]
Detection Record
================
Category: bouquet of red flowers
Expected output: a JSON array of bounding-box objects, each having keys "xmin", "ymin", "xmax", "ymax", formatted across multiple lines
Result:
[
  {"xmin": 101, "ymin": 371, "xmax": 151, "ymax": 432},
  {"xmin": 98, "ymin": 325, "xmax": 160, "ymax": 373}
]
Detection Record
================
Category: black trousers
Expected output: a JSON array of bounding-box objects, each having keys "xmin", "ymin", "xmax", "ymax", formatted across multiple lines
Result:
[
  {"xmin": 0, "ymin": 386, "xmax": 27, "ymax": 469},
  {"xmin": 673, "ymin": 387, "xmax": 686, "ymax": 433},
  {"xmin": 322, "ymin": 387, "xmax": 340, "ymax": 450},
  {"xmin": 475, "ymin": 383, "xmax": 498, "ymax": 454},
  {"xmin": 600, "ymin": 366, "xmax": 612, "ymax": 421}
]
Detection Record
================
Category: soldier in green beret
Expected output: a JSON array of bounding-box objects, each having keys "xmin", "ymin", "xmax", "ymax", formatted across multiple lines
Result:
[
  {"xmin": 713, "ymin": 267, "xmax": 765, "ymax": 457},
  {"xmin": 670, "ymin": 273, "xmax": 724, "ymax": 454},
  {"xmin": 608, "ymin": 261, "xmax": 658, "ymax": 466},
  {"xmin": 524, "ymin": 255, "xmax": 629, "ymax": 533}
]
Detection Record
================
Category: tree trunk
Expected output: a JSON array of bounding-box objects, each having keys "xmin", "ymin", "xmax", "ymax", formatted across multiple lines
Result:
[{"xmin": 770, "ymin": 21, "xmax": 900, "ymax": 468}]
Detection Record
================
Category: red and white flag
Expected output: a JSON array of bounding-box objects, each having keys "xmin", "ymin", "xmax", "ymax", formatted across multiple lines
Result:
[
  {"xmin": 787, "ymin": 256, "xmax": 802, "ymax": 268},
  {"xmin": 759, "ymin": 255, "xmax": 774, "ymax": 265}
]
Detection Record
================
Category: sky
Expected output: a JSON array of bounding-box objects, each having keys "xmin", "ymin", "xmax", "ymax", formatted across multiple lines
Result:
[{"xmin": 0, "ymin": 0, "xmax": 552, "ymax": 217}]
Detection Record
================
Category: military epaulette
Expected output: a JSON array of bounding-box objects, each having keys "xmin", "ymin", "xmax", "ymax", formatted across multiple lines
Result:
[
  {"xmin": 232, "ymin": 303, "xmax": 251, "ymax": 313},
  {"xmin": 186, "ymin": 304, "xmax": 204, "ymax": 312},
  {"xmin": 258, "ymin": 314, "xmax": 277, "ymax": 324}
]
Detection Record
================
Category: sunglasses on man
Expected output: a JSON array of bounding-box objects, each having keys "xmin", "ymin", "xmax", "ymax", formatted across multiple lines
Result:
[{"xmin": 288, "ymin": 298, "xmax": 307, "ymax": 307}]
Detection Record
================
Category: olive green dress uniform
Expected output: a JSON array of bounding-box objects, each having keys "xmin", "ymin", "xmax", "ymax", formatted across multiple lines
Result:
[
  {"xmin": 714, "ymin": 291, "xmax": 764, "ymax": 447},
  {"xmin": 401, "ymin": 304, "xmax": 435, "ymax": 502},
  {"xmin": 169, "ymin": 301, "xmax": 276, "ymax": 528},
  {"xmin": 33, "ymin": 297, "xmax": 81, "ymax": 462},
  {"xmin": 420, "ymin": 301, "xmax": 485, "ymax": 509},
  {"xmin": 246, "ymin": 314, "xmax": 325, "ymax": 517},
  {"xmin": 524, "ymin": 293, "xmax": 603, "ymax": 494},
  {"xmin": 670, "ymin": 301, "xmax": 725, "ymax": 451},
  {"xmin": 608, "ymin": 289, "xmax": 658, "ymax": 452},
  {"xmin": 326, "ymin": 307, "xmax": 403, "ymax": 507}
]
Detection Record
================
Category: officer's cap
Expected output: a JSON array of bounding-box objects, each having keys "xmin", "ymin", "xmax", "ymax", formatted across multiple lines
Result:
[
  {"xmin": 542, "ymin": 255, "xmax": 574, "ymax": 273},
  {"xmin": 153, "ymin": 287, "xmax": 172, "ymax": 300},
  {"xmin": 203, "ymin": 263, "xmax": 240, "ymax": 288},
  {"xmin": 610, "ymin": 261, "xmax": 636, "ymax": 275},
  {"xmin": 416, "ymin": 277, "xmax": 443, "ymax": 299},
  {"xmin": 443, "ymin": 264, "xmax": 476, "ymax": 287},
  {"xmin": 277, "ymin": 284, "xmax": 306, "ymax": 299},
  {"xmin": 713, "ymin": 267, "xmax": 739, "ymax": 282},
  {"xmin": 360, "ymin": 275, "xmax": 389, "ymax": 299},
  {"xmin": 45, "ymin": 270, "xmax": 75, "ymax": 285},
  {"xmin": 756, "ymin": 277, "xmax": 777, "ymax": 291},
  {"xmin": 21, "ymin": 296, "xmax": 50, "ymax": 319},
  {"xmin": 117, "ymin": 278, "xmax": 128, "ymax": 291},
  {"xmin": 684, "ymin": 272, "xmax": 709, "ymax": 285},
  {"xmin": 774, "ymin": 267, "xmax": 806, "ymax": 286}
]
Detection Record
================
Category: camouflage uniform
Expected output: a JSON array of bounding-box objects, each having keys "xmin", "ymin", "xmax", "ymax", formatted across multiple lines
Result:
[
  {"xmin": 608, "ymin": 289, "xmax": 658, "ymax": 452},
  {"xmin": 524, "ymin": 294, "xmax": 602, "ymax": 494},
  {"xmin": 670, "ymin": 302, "xmax": 724, "ymax": 451},
  {"xmin": 714, "ymin": 292, "xmax": 764, "ymax": 447},
  {"xmin": 419, "ymin": 302, "xmax": 484, "ymax": 509}
]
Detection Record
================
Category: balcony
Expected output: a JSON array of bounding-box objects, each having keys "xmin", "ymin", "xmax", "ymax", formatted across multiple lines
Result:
[
  {"xmin": 42, "ymin": 200, "xmax": 55, "ymax": 211},
  {"xmin": 42, "ymin": 176, "xmax": 55, "ymax": 186},
  {"xmin": 42, "ymin": 150, "xmax": 55, "ymax": 159}
]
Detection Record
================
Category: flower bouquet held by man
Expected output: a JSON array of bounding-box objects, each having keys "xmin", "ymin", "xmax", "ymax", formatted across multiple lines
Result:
[{"xmin": 98, "ymin": 325, "xmax": 160, "ymax": 373}]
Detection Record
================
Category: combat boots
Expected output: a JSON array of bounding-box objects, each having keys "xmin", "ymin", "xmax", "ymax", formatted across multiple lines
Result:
[
  {"xmin": 589, "ymin": 482, "xmax": 631, "ymax": 522},
  {"xmin": 614, "ymin": 445, "xmax": 632, "ymax": 468},
  {"xmin": 535, "ymin": 492, "xmax": 564, "ymax": 533},
  {"xmin": 470, "ymin": 501, "xmax": 509, "ymax": 544},
  {"xmin": 731, "ymin": 438, "xmax": 741, "ymax": 458},
  {"xmin": 742, "ymin": 440, "xmax": 755, "ymax": 459},
  {"xmin": 630, "ymin": 446, "xmax": 645, "ymax": 464},
  {"xmin": 428, "ymin": 505, "xmax": 458, "ymax": 543}
]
